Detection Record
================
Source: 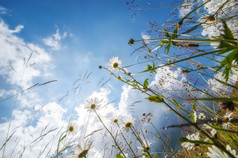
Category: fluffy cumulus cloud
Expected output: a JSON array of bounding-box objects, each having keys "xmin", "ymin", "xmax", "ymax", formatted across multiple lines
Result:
[
  {"xmin": 179, "ymin": 0, "xmax": 195, "ymax": 17},
  {"xmin": 43, "ymin": 28, "xmax": 70, "ymax": 50},
  {"xmin": 0, "ymin": 20, "xmax": 51, "ymax": 89}
]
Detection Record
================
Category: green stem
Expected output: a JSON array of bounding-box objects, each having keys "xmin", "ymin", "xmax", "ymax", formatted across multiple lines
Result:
[
  {"xmin": 134, "ymin": 38, "xmax": 238, "ymax": 44},
  {"xmin": 130, "ymin": 127, "xmax": 152, "ymax": 158},
  {"xmin": 94, "ymin": 110, "xmax": 126, "ymax": 157},
  {"xmin": 150, "ymin": 122, "xmax": 174, "ymax": 155},
  {"xmin": 56, "ymin": 131, "xmax": 67, "ymax": 158},
  {"xmin": 116, "ymin": 123, "xmax": 137, "ymax": 157}
]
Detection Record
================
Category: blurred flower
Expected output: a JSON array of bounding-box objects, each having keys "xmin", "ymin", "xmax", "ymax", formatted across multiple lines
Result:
[
  {"xmin": 193, "ymin": 110, "xmax": 197, "ymax": 123},
  {"xmin": 67, "ymin": 139, "xmax": 93, "ymax": 158},
  {"xmin": 84, "ymin": 97, "xmax": 101, "ymax": 112},
  {"xmin": 222, "ymin": 112, "xmax": 233, "ymax": 129},
  {"xmin": 67, "ymin": 121, "xmax": 79, "ymax": 136},
  {"xmin": 223, "ymin": 112, "xmax": 233, "ymax": 122},
  {"xmin": 181, "ymin": 132, "xmax": 200, "ymax": 150},
  {"xmin": 122, "ymin": 115, "xmax": 135, "ymax": 132},
  {"xmin": 111, "ymin": 114, "xmax": 120, "ymax": 124},
  {"xmin": 198, "ymin": 113, "xmax": 206, "ymax": 120},
  {"xmin": 108, "ymin": 57, "xmax": 122, "ymax": 71},
  {"xmin": 137, "ymin": 139, "xmax": 152, "ymax": 152},
  {"xmin": 207, "ymin": 145, "xmax": 237, "ymax": 158},
  {"xmin": 204, "ymin": 124, "xmax": 217, "ymax": 137}
]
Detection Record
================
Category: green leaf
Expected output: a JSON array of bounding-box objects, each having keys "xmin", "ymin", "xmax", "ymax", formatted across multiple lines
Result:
[
  {"xmin": 221, "ymin": 20, "xmax": 235, "ymax": 40},
  {"xmin": 212, "ymin": 125, "xmax": 234, "ymax": 142},
  {"xmin": 129, "ymin": 141, "xmax": 132, "ymax": 146},
  {"xmin": 171, "ymin": 24, "xmax": 178, "ymax": 39},
  {"xmin": 163, "ymin": 29, "xmax": 171, "ymax": 38},
  {"xmin": 115, "ymin": 155, "xmax": 124, "ymax": 158},
  {"xmin": 190, "ymin": 113, "xmax": 196, "ymax": 123},
  {"xmin": 180, "ymin": 137, "xmax": 214, "ymax": 145},
  {"xmin": 192, "ymin": 103, "xmax": 196, "ymax": 111},
  {"xmin": 147, "ymin": 95, "xmax": 163, "ymax": 103},
  {"xmin": 172, "ymin": 99, "xmax": 181, "ymax": 109},
  {"xmin": 154, "ymin": 154, "xmax": 157, "ymax": 158},
  {"xmin": 217, "ymin": 48, "xmax": 238, "ymax": 82},
  {"xmin": 165, "ymin": 42, "xmax": 171, "ymax": 54},
  {"xmin": 144, "ymin": 78, "xmax": 149, "ymax": 88},
  {"xmin": 59, "ymin": 134, "xmax": 66, "ymax": 144}
]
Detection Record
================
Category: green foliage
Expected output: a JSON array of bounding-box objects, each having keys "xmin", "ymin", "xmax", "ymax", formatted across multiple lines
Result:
[
  {"xmin": 144, "ymin": 78, "xmax": 149, "ymax": 88},
  {"xmin": 115, "ymin": 154, "xmax": 125, "ymax": 158},
  {"xmin": 216, "ymin": 20, "xmax": 238, "ymax": 82},
  {"xmin": 147, "ymin": 95, "xmax": 163, "ymax": 103},
  {"xmin": 180, "ymin": 137, "xmax": 214, "ymax": 145}
]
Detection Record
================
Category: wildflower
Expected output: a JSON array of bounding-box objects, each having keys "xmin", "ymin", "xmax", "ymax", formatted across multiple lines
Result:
[
  {"xmin": 207, "ymin": 145, "xmax": 237, "ymax": 158},
  {"xmin": 198, "ymin": 113, "xmax": 206, "ymax": 120},
  {"xmin": 223, "ymin": 112, "xmax": 233, "ymax": 122},
  {"xmin": 84, "ymin": 97, "xmax": 101, "ymax": 113},
  {"xmin": 67, "ymin": 139, "xmax": 93, "ymax": 158},
  {"xmin": 181, "ymin": 132, "xmax": 200, "ymax": 150},
  {"xmin": 222, "ymin": 112, "xmax": 233, "ymax": 129},
  {"xmin": 67, "ymin": 121, "xmax": 79, "ymax": 136},
  {"xmin": 137, "ymin": 139, "xmax": 152, "ymax": 152},
  {"xmin": 192, "ymin": 110, "xmax": 197, "ymax": 123},
  {"xmin": 111, "ymin": 114, "xmax": 120, "ymax": 124},
  {"xmin": 122, "ymin": 115, "xmax": 135, "ymax": 132},
  {"xmin": 107, "ymin": 57, "xmax": 122, "ymax": 71},
  {"xmin": 203, "ymin": 124, "xmax": 217, "ymax": 137}
]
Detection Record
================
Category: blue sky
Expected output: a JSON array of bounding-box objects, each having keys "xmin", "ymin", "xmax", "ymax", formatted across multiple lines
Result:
[
  {"xmin": 0, "ymin": 1, "xmax": 182, "ymax": 157},
  {"xmin": 0, "ymin": 0, "xmax": 174, "ymax": 118}
]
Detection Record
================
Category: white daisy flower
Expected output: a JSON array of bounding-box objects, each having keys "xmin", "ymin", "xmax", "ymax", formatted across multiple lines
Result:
[
  {"xmin": 181, "ymin": 132, "xmax": 200, "ymax": 150},
  {"xmin": 224, "ymin": 112, "xmax": 233, "ymax": 122},
  {"xmin": 222, "ymin": 112, "xmax": 233, "ymax": 129},
  {"xmin": 137, "ymin": 139, "xmax": 152, "ymax": 152},
  {"xmin": 122, "ymin": 115, "xmax": 135, "ymax": 132},
  {"xmin": 66, "ymin": 139, "xmax": 93, "ymax": 158},
  {"xmin": 207, "ymin": 145, "xmax": 237, "ymax": 158},
  {"xmin": 111, "ymin": 114, "xmax": 120, "ymax": 124},
  {"xmin": 203, "ymin": 124, "xmax": 217, "ymax": 137},
  {"xmin": 84, "ymin": 97, "xmax": 102, "ymax": 113},
  {"xmin": 198, "ymin": 113, "xmax": 206, "ymax": 120},
  {"xmin": 67, "ymin": 121, "xmax": 79, "ymax": 136},
  {"xmin": 107, "ymin": 57, "xmax": 122, "ymax": 71}
]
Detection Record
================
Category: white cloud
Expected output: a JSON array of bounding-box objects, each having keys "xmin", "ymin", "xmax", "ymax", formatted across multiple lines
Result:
[
  {"xmin": 0, "ymin": 20, "xmax": 51, "ymax": 89},
  {"xmin": 43, "ymin": 28, "xmax": 69, "ymax": 50},
  {"xmin": 179, "ymin": 0, "xmax": 194, "ymax": 17},
  {"xmin": 0, "ymin": 6, "xmax": 7, "ymax": 15},
  {"xmin": 141, "ymin": 32, "xmax": 150, "ymax": 44}
]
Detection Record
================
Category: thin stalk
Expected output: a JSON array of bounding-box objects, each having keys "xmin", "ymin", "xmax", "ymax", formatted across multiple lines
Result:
[
  {"xmin": 130, "ymin": 127, "xmax": 152, "ymax": 158},
  {"xmin": 116, "ymin": 123, "xmax": 137, "ymax": 157},
  {"xmin": 56, "ymin": 131, "xmax": 66, "ymax": 158},
  {"xmin": 150, "ymin": 122, "xmax": 174, "ymax": 155},
  {"xmin": 134, "ymin": 38, "xmax": 238, "ymax": 44},
  {"xmin": 94, "ymin": 110, "xmax": 126, "ymax": 157}
]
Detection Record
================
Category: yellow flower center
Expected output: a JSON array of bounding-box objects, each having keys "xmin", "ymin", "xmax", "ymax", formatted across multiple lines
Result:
[
  {"xmin": 113, "ymin": 62, "xmax": 119, "ymax": 69},
  {"xmin": 90, "ymin": 104, "xmax": 96, "ymax": 109},
  {"xmin": 69, "ymin": 126, "xmax": 74, "ymax": 132},
  {"xmin": 113, "ymin": 119, "xmax": 118, "ymax": 123},
  {"xmin": 224, "ymin": 117, "xmax": 228, "ymax": 122},
  {"xmin": 125, "ymin": 122, "xmax": 132, "ymax": 128}
]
